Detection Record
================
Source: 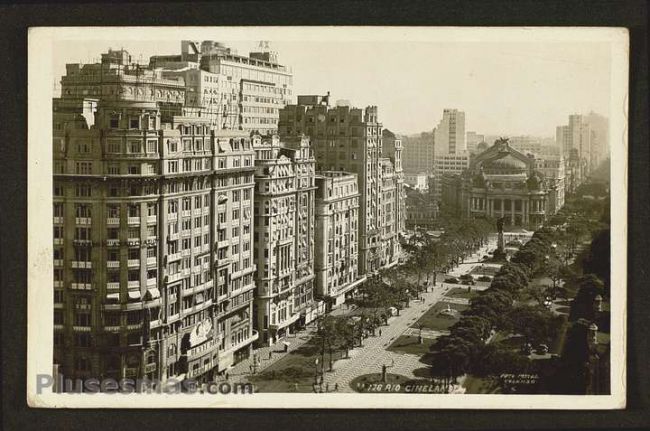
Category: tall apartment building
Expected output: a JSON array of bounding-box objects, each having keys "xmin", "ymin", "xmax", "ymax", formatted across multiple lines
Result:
[
  {"xmin": 401, "ymin": 131, "xmax": 434, "ymax": 175},
  {"xmin": 53, "ymin": 49, "xmax": 257, "ymax": 384},
  {"xmin": 151, "ymin": 41, "xmax": 293, "ymax": 134},
  {"xmin": 434, "ymin": 109, "xmax": 466, "ymax": 155},
  {"xmin": 382, "ymin": 129, "xmax": 406, "ymax": 241},
  {"xmin": 556, "ymin": 113, "xmax": 609, "ymax": 189},
  {"xmin": 251, "ymin": 134, "xmax": 320, "ymax": 346},
  {"xmin": 586, "ymin": 111, "xmax": 609, "ymax": 168},
  {"xmin": 431, "ymin": 109, "xmax": 468, "ymax": 204},
  {"xmin": 314, "ymin": 172, "xmax": 364, "ymax": 309},
  {"xmin": 278, "ymin": 95, "xmax": 401, "ymax": 275}
]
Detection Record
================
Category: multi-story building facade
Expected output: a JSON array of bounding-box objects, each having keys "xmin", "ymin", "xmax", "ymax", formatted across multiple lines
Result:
[
  {"xmin": 278, "ymin": 95, "xmax": 401, "ymax": 275},
  {"xmin": 534, "ymin": 155, "xmax": 566, "ymax": 215},
  {"xmin": 382, "ymin": 129, "xmax": 406, "ymax": 238},
  {"xmin": 434, "ymin": 109, "xmax": 466, "ymax": 155},
  {"xmin": 401, "ymin": 131, "xmax": 434, "ymax": 175},
  {"xmin": 314, "ymin": 172, "xmax": 364, "ymax": 309},
  {"xmin": 251, "ymin": 134, "xmax": 319, "ymax": 346},
  {"xmin": 441, "ymin": 139, "xmax": 562, "ymax": 228},
  {"xmin": 405, "ymin": 187, "xmax": 439, "ymax": 230},
  {"xmin": 556, "ymin": 113, "xmax": 609, "ymax": 191},
  {"xmin": 53, "ymin": 49, "xmax": 257, "ymax": 384},
  {"xmin": 151, "ymin": 41, "xmax": 293, "ymax": 134},
  {"xmin": 432, "ymin": 152, "xmax": 470, "ymax": 203}
]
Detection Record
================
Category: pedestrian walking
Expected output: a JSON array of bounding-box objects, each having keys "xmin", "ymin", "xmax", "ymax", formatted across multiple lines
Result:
[
  {"xmin": 269, "ymin": 351, "xmax": 273, "ymax": 360},
  {"xmin": 334, "ymin": 383, "xmax": 339, "ymax": 392},
  {"xmin": 379, "ymin": 328, "xmax": 382, "ymax": 336},
  {"xmin": 225, "ymin": 372, "xmax": 229, "ymax": 380},
  {"xmin": 326, "ymin": 383, "xmax": 330, "ymax": 392}
]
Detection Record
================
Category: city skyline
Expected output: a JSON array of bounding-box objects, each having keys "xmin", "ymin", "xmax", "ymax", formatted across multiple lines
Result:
[{"xmin": 52, "ymin": 37, "xmax": 611, "ymax": 137}]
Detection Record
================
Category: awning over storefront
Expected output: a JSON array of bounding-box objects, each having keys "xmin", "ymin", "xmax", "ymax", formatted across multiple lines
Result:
[
  {"xmin": 128, "ymin": 289, "xmax": 141, "ymax": 300},
  {"xmin": 147, "ymin": 287, "xmax": 161, "ymax": 299},
  {"xmin": 106, "ymin": 292, "xmax": 120, "ymax": 301}
]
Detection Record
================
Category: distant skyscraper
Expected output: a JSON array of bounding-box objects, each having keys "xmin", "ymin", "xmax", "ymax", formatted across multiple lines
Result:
[
  {"xmin": 432, "ymin": 109, "xmax": 468, "ymax": 202},
  {"xmin": 434, "ymin": 109, "xmax": 466, "ymax": 155},
  {"xmin": 586, "ymin": 111, "xmax": 610, "ymax": 167}
]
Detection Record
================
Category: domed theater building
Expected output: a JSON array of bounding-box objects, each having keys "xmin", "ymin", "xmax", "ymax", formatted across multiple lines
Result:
[{"xmin": 441, "ymin": 138, "xmax": 563, "ymax": 229}]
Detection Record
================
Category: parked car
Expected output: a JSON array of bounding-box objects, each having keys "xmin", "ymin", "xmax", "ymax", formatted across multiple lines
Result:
[
  {"xmin": 536, "ymin": 344, "xmax": 549, "ymax": 355},
  {"xmin": 477, "ymin": 275, "xmax": 492, "ymax": 282},
  {"xmin": 444, "ymin": 277, "xmax": 459, "ymax": 284}
]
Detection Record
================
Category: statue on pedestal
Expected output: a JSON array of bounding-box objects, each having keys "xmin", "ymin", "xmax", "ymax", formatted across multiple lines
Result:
[{"xmin": 496, "ymin": 216, "xmax": 505, "ymax": 256}]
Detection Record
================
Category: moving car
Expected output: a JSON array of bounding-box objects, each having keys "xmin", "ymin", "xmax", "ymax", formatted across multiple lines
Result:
[{"xmin": 444, "ymin": 277, "xmax": 459, "ymax": 284}]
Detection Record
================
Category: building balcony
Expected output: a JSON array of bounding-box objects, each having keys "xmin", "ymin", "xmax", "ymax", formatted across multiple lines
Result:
[
  {"xmin": 220, "ymin": 329, "xmax": 258, "ymax": 357},
  {"xmin": 106, "ymin": 239, "xmax": 120, "ymax": 247},
  {"xmin": 53, "ymin": 238, "xmax": 64, "ymax": 245},
  {"xmin": 71, "ymin": 261, "xmax": 92, "ymax": 269},
  {"xmin": 127, "ymin": 323, "xmax": 142, "ymax": 331},
  {"xmin": 167, "ymin": 213, "xmax": 178, "ymax": 221},
  {"xmin": 187, "ymin": 335, "xmax": 223, "ymax": 360},
  {"xmin": 53, "ymin": 259, "xmax": 63, "ymax": 267},
  {"xmin": 73, "ymin": 326, "xmax": 91, "ymax": 332},
  {"xmin": 70, "ymin": 283, "xmax": 92, "ymax": 290},
  {"xmin": 54, "ymin": 280, "xmax": 63, "ymax": 288},
  {"xmin": 106, "ymin": 217, "xmax": 120, "ymax": 225},
  {"xmin": 269, "ymin": 312, "xmax": 300, "ymax": 331},
  {"xmin": 127, "ymin": 259, "xmax": 140, "ymax": 268},
  {"xmin": 128, "ymin": 217, "xmax": 140, "ymax": 225},
  {"xmin": 107, "ymin": 282, "xmax": 120, "ymax": 291},
  {"xmin": 127, "ymin": 280, "xmax": 140, "ymax": 289},
  {"xmin": 75, "ymin": 217, "xmax": 92, "ymax": 225},
  {"xmin": 168, "ymin": 232, "xmax": 179, "ymax": 241},
  {"xmin": 167, "ymin": 272, "xmax": 183, "ymax": 284},
  {"xmin": 146, "ymin": 256, "xmax": 157, "ymax": 266},
  {"xmin": 182, "ymin": 210, "xmax": 191, "ymax": 218},
  {"xmin": 146, "ymin": 278, "xmax": 157, "ymax": 287},
  {"xmin": 53, "ymin": 216, "xmax": 63, "ymax": 224},
  {"xmin": 167, "ymin": 252, "xmax": 181, "ymax": 262},
  {"xmin": 186, "ymin": 362, "xmax": 215, "ymax": 380},
  {"xmin": 107, "ymin": 260, "xmax": 120, "ymax": 269},
  {"xmin": 147, "ymin": 215, "xmax": 157, "ymax": 224}
]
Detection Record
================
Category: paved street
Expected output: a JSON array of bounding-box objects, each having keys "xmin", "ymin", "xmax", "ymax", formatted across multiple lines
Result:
[
  {"xmin": 223, "ymin": 238, "xmax": 502, "ymax": 392},
  {"xmin": 319, "ymin": 240, "xmax": 500, "ymax": 393}
]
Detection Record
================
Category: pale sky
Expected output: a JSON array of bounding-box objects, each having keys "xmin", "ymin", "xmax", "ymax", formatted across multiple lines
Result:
[{"xmin": 52, "ymin": 37, "xmax": 612, "ymax": 137}]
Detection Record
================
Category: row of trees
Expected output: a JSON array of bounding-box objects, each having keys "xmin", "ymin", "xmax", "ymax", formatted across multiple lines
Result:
[
  {"xmin": 429, "ymin": 227, "xmax": 572, "ymax": 384},
  {"xmin": 427, "ymin": 179, "xmax": 612, "ymax": 391},
  {"xmin": 402, "ymin": 218, "xmax": 494, "ymax": 289}
]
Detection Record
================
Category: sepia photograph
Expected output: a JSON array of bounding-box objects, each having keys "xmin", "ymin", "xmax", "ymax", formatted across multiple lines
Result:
[{"xmin": 26, "ymin": 26, "xmax": 628, "ymax": 409}]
